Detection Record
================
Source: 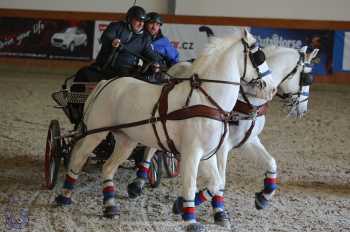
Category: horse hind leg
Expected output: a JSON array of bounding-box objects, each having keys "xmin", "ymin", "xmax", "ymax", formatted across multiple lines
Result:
[
  {"xmin": 242, "ymin": 136, "xmax": 277, "ymax": 210},
  {"xmin": 101, "ymin": 132, "xmax": 137, "ymax": 218},
  {"xmin": 127, "ymin": 147, "xmax": 157, "ymax": 199},
  {"xmin": 55, "ymin": 133, "xmax": 107, "ymax": 205}
]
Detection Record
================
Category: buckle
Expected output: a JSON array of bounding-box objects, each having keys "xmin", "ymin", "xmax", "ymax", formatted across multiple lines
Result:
[{"xmin": 249, "ymin": 110, "xmax": 257, "ymax": 120}]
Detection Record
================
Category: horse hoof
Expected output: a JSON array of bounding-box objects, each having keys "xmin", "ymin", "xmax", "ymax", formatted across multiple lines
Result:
[
  {"xmin": 185, "ymin": 223, "xmax": 206, "ymax": 232},
  {"xmin": 127, "ymin": 180, "xmax": 144, "ymax": 199},
  {"xmin": 172, "ymin": 197, "xmax": 183, "ymax": 215},
  {"xmin": 55, "ymin": 195, "xmax": 72, "ymax": 206},
  {"xmin": 103, "ymin": 205, "xmax": 120, "ymax": 218},
  {"xmin": 255, "ymin": 192, "xmax": 269, "ymax": 210},
  {"xmin": 214, "ymin": 211, "xmax": 230, "ymax": 228}
]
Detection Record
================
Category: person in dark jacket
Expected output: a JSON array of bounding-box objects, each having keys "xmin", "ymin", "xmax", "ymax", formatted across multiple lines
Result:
[
  {"xmin": 144, "ymin": 12, "xmax": 179, "ymax": 68},
  {"xmin": 68, "ymin": 6, "xmax": 160, "ymax": 125},
  {"xmin": 95, "ymin": 6, "xmax": 160, "ymax": 76}
]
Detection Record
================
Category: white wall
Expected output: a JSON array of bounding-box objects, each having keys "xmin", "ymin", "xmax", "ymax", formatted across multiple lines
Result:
[
  {"xmin": 175, "ymin": 0, "xmax": 350, "ymax": 21},
  {"xmin": 1, "ymin": 0, "xmax": 349, "ymax": 21},
  {"xmin": 0, "ymin": 0, "xmax": 169, "ymax": 14}
]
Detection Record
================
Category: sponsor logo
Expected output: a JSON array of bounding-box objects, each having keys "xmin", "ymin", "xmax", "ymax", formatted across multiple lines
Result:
[
  {"xmin": 255, "ymin": 34, "xmax": 303, "ymax": 49},
  {"xmin": 171, "ymin": 41, "xmax": 194, "ymax": 50}
]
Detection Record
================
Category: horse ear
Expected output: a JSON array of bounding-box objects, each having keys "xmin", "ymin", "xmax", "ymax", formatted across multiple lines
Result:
[
  {"xmin": 304, "ymin": 48, "xmax": 319, "ymax": 63},
  {"xmin": 242, "ymin": 27, "xmax": 256, "ymax": 45},
  {"xmin": 300, "ymin": 46, "xmax": 308, "ymax": 54},
  {"xmin": 310, "ymin": 48, "xmax": 319, "ymax": 61},
  {"xmin": 243, "ymin": 28, "xmax": 248, "ymax": 38}
]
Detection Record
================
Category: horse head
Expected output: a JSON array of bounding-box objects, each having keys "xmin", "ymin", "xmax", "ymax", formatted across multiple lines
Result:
[
  {"xmin": 240, "ymin": 28, "xmax": 276, "ymax": 101},
  {"xmin": 277, "ymin": 45, "xmax": 319, "ymax": 117}
]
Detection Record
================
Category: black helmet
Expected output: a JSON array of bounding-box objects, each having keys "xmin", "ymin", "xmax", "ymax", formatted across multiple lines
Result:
[
  {"xmin": 126, "ymin": 6, "xmax": 146, "ymax": 22},
  {"xmin": 145, "ymin": 12, "xmax": 163, "ymax": 25}
]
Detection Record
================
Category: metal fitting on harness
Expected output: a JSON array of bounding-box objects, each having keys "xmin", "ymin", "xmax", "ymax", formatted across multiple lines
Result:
[
  {"xmin": 249, "ymin": 110, "xmax": 258, "ymax": 121},
  {"xmin": 190, "ymin": 73, "xmax": 201, "ymax": 89}
]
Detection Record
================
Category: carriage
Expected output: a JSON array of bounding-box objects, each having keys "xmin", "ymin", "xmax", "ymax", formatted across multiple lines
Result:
[{"xmin": 44, "ymin": 74, "xmax": 180, "ymax": 190}]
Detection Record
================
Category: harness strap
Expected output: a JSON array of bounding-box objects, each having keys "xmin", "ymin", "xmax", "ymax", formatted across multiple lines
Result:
[
  {"xmin": 157, "ymin": 80, "xmax": 181, "ymax": 155},
  {"xmin": 232, "ymin": 100, "xmax": 268, "ymax": 148},
  {"xmin": 151, "ymin": 102, "xmax": 169, "ymax": 152},
  {"xmin": 233, "ymin": 100, "xmax": 268, "ymax": 117},
  {"xmin": 153, "ymin": 77, "xmax": 233, "ymax": 157},
  {"xmin": 234, "ymin": 120, "xmax": 255, "ymax": 148}
]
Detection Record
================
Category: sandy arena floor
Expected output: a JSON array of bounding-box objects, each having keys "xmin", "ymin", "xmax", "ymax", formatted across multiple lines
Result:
[{"xmin": 0, "ymin": 69, "xmax": 349, "ymax": 232}]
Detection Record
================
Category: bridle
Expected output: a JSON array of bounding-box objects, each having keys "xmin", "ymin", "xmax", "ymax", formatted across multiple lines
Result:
[{"xmin": 276, "ymin": 52, "xmax": 314, "ymax": 111}]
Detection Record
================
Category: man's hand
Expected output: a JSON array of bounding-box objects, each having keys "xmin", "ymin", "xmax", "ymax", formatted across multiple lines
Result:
[
  {"xmin": 112, "ymin": 38, "xmax": 121, "ymax": 48},
  {"xmin": 152, "ymin": 63, "xmax": 160, "ymax": 73}
]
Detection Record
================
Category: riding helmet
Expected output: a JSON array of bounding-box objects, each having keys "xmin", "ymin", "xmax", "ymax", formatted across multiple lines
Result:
[
  {"xmin": 126, "ymin": 6, "xmax": 147, "ymax": 22},
  {"xmin": 145, "ymin": 12, "xmax": 163, "ymax": 25}
]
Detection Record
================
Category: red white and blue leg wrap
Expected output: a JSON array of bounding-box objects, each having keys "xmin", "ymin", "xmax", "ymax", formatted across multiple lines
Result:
[
  {"xmin": 195, "ymin": 189, "xmax": 213, "ymax": 206},
  {"xmin": 136, "ymin": 161, "xmax": 151, "ymax": 180},
  {"xmin": 211, "ymin": 190, "xmax": 225, "ymax": 213},
  {"xmin": 181, "ymin": 200, "xmax": 196, "ymax": 223},
  {"xmin": 263, "ymin": 172, "xmax": 277, "ymax": 200},
  {"xmin": 63, "ymin": 170, "xmax": 78, "ymax": 192},
  {"xmin": 103, "ymin": 179, "xmax": 116, "ymax": 206}
]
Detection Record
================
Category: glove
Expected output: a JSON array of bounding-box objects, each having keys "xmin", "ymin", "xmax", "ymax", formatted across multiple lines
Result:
[{"xmin": 112, "ymin": 38, "xmax": 121, "ymax": 48}]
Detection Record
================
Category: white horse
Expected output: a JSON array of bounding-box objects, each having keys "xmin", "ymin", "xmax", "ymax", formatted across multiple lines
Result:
[
  {"xmin": 54, "ymin": 30, "xmax": 276, "ymax": 231},
  {"xmin": 170, "ymin": 45, "xmax": 319, "ymax": 227}
]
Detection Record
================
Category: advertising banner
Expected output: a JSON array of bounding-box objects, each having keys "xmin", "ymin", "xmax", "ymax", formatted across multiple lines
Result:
[
  {"xmin": 333, "ymin": 31, "xmax": 350, "ymax": 72},
  {"xmin": 250, "ymin": 27, "xmax": 334, "ymax": 75},
  {"xmin": 93, "ymin": 21, "xmax": 243, "ymax": 61},
  {"xmin": 0, "ymin": 17, "xmax": 94, "ymax": 60},
  {"xmin": 93, "ymin": 20, "xmax": 110, "ymax": 59},
  {"xmin": 162, "ymin": 24, "xmax": 243, "ymax": 61}
]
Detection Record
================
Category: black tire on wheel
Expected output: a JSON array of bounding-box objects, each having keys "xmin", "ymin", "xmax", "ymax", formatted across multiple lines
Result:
[
  {"xmin": 148, "ymin": 152, "xmax": 162, "ymax": 188},
  {"xmin": 44, "ymin": 120, "xmax": 62, "ymax": 189},
  {"xmin": 163, "ymin": 152, "xmax": 180, "ymax": 178}
]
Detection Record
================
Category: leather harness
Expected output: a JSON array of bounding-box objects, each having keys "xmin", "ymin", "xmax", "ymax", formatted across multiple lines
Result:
[
  {"xmin": 76, "ymin": 74, "xmax": 240, "ymax": 160},
  {"xmin": 151, "ymin": 74, "xmax": 238, "ymax": 157},
  {"xmin": 231, "ymin": 100, "xmax": 268, "ymax": 148},
  {"xmin": 73, "ymin": 39, "xmax": 270, "ymax": 158}
]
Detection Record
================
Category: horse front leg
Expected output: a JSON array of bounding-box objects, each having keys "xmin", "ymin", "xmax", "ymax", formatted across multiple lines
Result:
[
  {"xmin": 242, "ymin": 136, "xmax": 277, "ymax": 210},
  {"xmin": 175, "ymin": 147, "xmax": 206, "ymax": 232},
  {"xmin": 127, "ymin": 147, "xmax": 157, "ymax": 198},
  {"xmin": 101, "ymin": 132, "xmax": 137, "ymax": 218},
  {"xmin": 55, "ymin": 133, "xmax": 106, "ymax": 205}
]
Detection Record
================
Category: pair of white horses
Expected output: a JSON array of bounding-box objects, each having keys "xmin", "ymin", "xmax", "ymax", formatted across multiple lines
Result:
[{"xmin": 55, "ymin": 29, "xmax": 318, "ymax": 232}]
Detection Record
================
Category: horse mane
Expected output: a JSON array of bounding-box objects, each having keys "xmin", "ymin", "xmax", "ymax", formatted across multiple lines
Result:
[
  {"xmin": 262, "ymin": 45, "xmax": 299, "ymax": 59},
  {"xmin": 192, "ymin": 35, "xmax": 244, "ymax": 71}
]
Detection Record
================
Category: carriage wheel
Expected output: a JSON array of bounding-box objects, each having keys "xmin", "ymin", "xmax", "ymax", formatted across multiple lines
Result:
[
  {"xmin": 148, "ymin": 152, "xmax": 162, "ymax": 188},
  {"xmin": 44, "ymin": 120, "xmax": 62, "ymax": 189},
  {"xmin": 163, "ymin": 152, "xmax": 180, "ymax": 178}
]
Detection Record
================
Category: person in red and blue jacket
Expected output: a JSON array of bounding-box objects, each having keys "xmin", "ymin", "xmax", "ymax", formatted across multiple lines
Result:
[{"xmin": 144, "ymin": 12, "xmax": 179, "ymax": 68}]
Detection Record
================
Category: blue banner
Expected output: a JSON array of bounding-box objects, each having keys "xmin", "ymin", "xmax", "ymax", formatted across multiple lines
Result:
[
  {"xmin": 333, "ymin": 31, "xmax": 350, "ymax": 72},
  {"xmin": 250, "ymin": 27, "xmax": 334, "ymax": 75}
]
